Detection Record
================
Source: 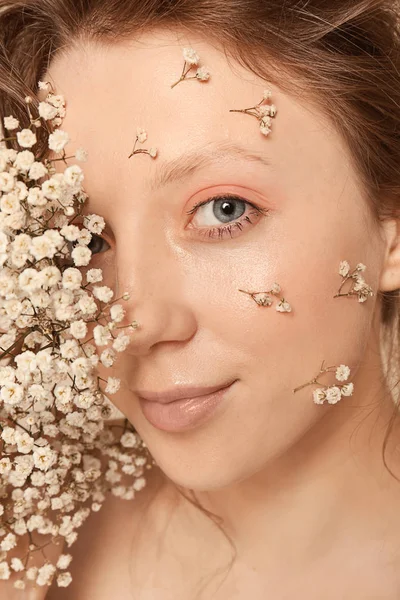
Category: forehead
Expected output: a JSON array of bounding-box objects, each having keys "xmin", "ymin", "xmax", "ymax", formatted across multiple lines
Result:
[{"xmin": 45, "ymin": 31, "xmax": 355, "ymax": 201}]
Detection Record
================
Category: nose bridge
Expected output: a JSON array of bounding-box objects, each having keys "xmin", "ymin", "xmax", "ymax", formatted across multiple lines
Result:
[
  {"xmin": 112, "ymin": 219, "xmax": 196, "ymax": 354},
  {"xmin": 115, "ymin": 217, "xmax": 174, "ymax": 298}
]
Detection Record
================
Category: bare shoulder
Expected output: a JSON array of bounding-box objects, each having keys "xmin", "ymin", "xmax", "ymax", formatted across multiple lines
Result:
[{"xmin": 46, "ymin": 465, "xmax": 171, "ymax": 600}]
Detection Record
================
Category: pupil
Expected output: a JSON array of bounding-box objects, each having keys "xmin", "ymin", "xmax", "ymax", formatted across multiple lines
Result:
[{"xmin": 222, "ymin": 201, "xmax": 234, "ymax": 215}]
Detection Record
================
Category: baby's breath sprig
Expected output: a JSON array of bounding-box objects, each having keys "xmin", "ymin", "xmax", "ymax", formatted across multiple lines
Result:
[
  {"xmin": 229, "ymin": 89, "xmax": 277, "ymax": 136},
  {"xmin": 238, "ymin": 282, "xmax": 292, "ymax": 312},
  {"xmin": 334, "ymin": 260, "xmax": 374, "ymax": 303},
  {"xmin": 128, "ymin": 128, "xmax": 157, "ymax": 159},
  {"xmin": 0, "ymin": 81, "xmax": 154, "ymax": 590},
  {"xmin": 293, "ymin": 360, "xmax": 354, "ymax": 404},
  {"xmin": 170, "ymin": 47, "xmax": 211, "ymax": 89}
]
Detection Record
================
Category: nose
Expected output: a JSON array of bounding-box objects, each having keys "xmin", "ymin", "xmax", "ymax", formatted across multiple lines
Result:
[{"xmin": 112, "ymin": 228, "xmax": 197, "ymax": 357}]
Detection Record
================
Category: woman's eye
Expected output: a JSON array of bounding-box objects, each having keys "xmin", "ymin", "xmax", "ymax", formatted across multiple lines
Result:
[
  {"xmin": 186, "ymin": 194, "xmax": 269, "ymax": 240},
  {"xmin": 87, "ymin": 234, "xmax": 111, "ymax": 256}
]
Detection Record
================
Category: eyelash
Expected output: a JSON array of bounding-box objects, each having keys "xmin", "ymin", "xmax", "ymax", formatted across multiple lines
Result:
[
  {"xmin": 82, "ymin": 193, "xmax": 269, "ymax": 257},
  {"xmin": 186, "ymin": 194, "xmax": 270, "ymax": 240}
]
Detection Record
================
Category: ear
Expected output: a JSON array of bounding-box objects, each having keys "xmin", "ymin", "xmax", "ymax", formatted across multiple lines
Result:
[{"xmin": 379, "ymin": 217, "xmax": 400, "ymax": 292}]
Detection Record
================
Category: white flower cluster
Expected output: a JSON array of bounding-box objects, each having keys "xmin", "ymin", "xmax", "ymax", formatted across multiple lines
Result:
[
  {"xmin": 312, "ymin": 364, "xmax": 354, "ymax": 405},
  {"xmin": 238, "ymin": 282, "xmax": 292, "ymax": 312},
  {"xmin": 0, "ymin": 81, "xmax": 153, "ymax": 590},
  {"xmin": 336, "ymin": 260, "xmax": 374, "ymax": 303},
  {"xmin": 229, "ymin": 88, "xmax": 277, "ymax": 137},
  {"xmin": 293, "ymin": 360, "xmax": 354, "ymax": 404},
  {"xmin": 170, "ymin": 47, "xmax": 211, "ymax": 88}
]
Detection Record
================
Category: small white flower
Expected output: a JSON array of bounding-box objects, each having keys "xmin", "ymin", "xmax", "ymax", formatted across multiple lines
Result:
[
  {"xmin": 263, "ymin": 89, "xmax": 272, "ymax": 100},
  {"xmin": 110, "ymin": 304, "xmax": 125, "ymax": 322},
  {"xmin": 105, "ymin": 377, "xmax": 120, "ymax": 395},
  {"xmin": 195, "ymin": 66, "xmax": 211, "ymax": 81},
  {"xmin": 0, "ymin": 561, "xmax": 11, "ymax": 580},
  {"xmin": 339, "ymin": 260, "xmax": 350, "ymax": 277},
  {"xmin": 270, "ymin": 283, "xmax": 281, "ymax": 294},
  {"xmin": 48, "ymin": 129, "xmax": 69, "ymax": 152},
  {"xmin": 56, "ymin": 554, "xmax": 72, "ymax": 570},
  {"xmin": 148, "ymin": 147, "xmax": 157, "ymax": 158},
  {"xmin": 27, "ymin": 187, "xmax": 47, "ymax": 206},
  {"xmin": 120, "ymin": 432, "xmax": 138, "ymax": 448},
  {"xmin": 1, "ymin": 427, "xmax": 16, "ymax": 444},
  {"xmin": 312, "ymin": 389, "xmax": 325, "ymax": 404},
  {"xmin": 92, "ymin": 285, "xmax": 113, "ymax": 303},
  {"xmin": 1, "ymin": 382, "xmax": 24, "ymax": 405},
  {"xmin": 14, "ymin": 149, "xmax": 35, "ymax": 172},
  {"xmin": 28, "ymin": 161, "xmax": 48, "ymax": 180},
  {"xmin": 325, "ymin": 386, "xmax": 342, "ymax": 404},
  {"xmin": 341, "ymin": 382, "xmax": 354, "ymax": 397},
  {"xmin": 16, "ymin": 128, "xmax": 37, "ymax": 148},
  {"xmin": 38, "ymin": 101, "xmax": 58, "ymax": 120},
  {"xmin": 15, "ymin": 431, "xmax": 35, "ymax": 454},
  {"xmin": 83, "ymin": 214, "xmax": 105, "ymax": 235},
  {"xmin": 69, "ymin": 320, "xmax": 88, "ymax": 339},
  {"xmin": 253, "ymin": 292, "xmax": 272, "ymax": 306},
  {"xmin": 71, "ymin": 245, "xmax": 92, "ymax": 266},
  {"xmin": 100, "ymin": 348, "xmax": 116, "ymax": 367},
  {"xmin": 276, "ymin": 301, "xmax": 291, "ymax": 313},
  {"xmin": 33, "ymin": 445, "xmax": 57, "ymax": 471},
  {"xmin": 356, "ymin": 263, "xmax": 366, "ymax": 272},
  {"xmin": 75, "ymin": 147, "xmax": 88, "ymax": 162},
  {"xmin": 62, "ymin": 267, "xmax": 83, "ymax": 290},
  {"xmin": 183, "ymin": 47, "xmax": 200, "ymax": 65},
  {"xmin": 136, "ymin": 128, "xmax": 147, "ymax": 143},
  {"xmin": 3, "ymin": 115, "xmax": 19, "ymax": 130},
  {"xmin": 335, "ymin": 364, "xmax": 350, "ymax": 382},
  {"xmin": 93, "ymin": 325, "xmax": 112, "ymax": 346},
  {"xmin": 10, "ymin": 557, "xmax": 24, "ymax": 572},
  {"xmin": 113, "ymin": 333, "xmax": 130, "ymax": 352},
  {"xmin": 57, "ymin": 572, "xmax": 73, "ymax": 587},
  {"xmin": 0, "ymin": 171, "xmax": 15, "ymax": 192},
  {"xmin": 38, "ymin": 80, "xmax": 50, "ymax": 90},
  {"xmin": 64, "ymin": 164, "xmax": 84, "ymax": 187}
]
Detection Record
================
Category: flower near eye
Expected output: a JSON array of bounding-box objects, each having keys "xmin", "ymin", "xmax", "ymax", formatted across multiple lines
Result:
[
  {"xmin": 0, "ymin": 79, "xmax": 153, "ymax": 589},
  {"xmin": 171, "ymin": 46, "xmax": 212, "ymax": 88}
]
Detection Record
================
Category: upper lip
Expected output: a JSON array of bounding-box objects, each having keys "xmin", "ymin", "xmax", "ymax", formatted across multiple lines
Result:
[{"xmin": 136, "ymin": 380, "xmax": 236, "ymax": 404}]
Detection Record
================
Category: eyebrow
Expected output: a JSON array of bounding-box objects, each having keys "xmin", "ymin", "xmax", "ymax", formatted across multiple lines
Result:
[{"xmin": 146, "ymin": 141, "xmax": 272, "ymax": 191}]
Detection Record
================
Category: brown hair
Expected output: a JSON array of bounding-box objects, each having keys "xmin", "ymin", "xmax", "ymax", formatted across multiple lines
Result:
[{"xmin": 1, "ymin": 0, "xmax": 400, "ymax": 595}]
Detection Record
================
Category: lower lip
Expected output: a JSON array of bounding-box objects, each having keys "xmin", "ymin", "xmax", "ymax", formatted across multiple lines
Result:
[{"xmin": 138, "ymin": 383, "xmax": 235, "ymax": 432}]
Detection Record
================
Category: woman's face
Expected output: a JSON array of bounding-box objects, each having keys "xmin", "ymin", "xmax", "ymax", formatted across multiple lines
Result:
[{"xmin": 46, "ymin": 31, "xmax": 387, "ymax": 491}]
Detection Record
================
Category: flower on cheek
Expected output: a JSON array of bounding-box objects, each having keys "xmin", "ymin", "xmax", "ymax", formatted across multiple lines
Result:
[
  {"xmin": 294, "ymin": 360, "xmax": 354, "ymax": 404},
  {"xmin": 334, "ymin": 260, "xmax": 373, "ymax": 303}
]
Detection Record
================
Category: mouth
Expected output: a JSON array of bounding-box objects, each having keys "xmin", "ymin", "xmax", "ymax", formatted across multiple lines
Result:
[
  {"xmin": 137, "ymin": 380, "xmax": 237, "ymax": 432},
  {"xmin": 136, "ymin": 380, "xmax": 236, "ymax": 404}
]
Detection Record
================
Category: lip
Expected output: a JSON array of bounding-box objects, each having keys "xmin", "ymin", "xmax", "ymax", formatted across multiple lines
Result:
[
  {"xmin": 138, "ymin": 381, "xmax": 236, "ymax": 432},
  {"xmin": 136, "ymin": 381, "xmax": 235, "ymax": 404}
]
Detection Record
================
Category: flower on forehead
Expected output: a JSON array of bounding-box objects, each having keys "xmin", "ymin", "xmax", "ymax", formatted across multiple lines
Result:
[
  {"xmin": 229, "ymin": 88, "xmax": 277, "ymax": 137},
  {"xmin": 238, "ymin": 282, "xmax": 292, "ymax": 312},
  {"xmin": 171, "ymin": 46, "xmax": 211, "ymax": 89},
  {"xmin": 128, "ymin": 127, "xmax": 158, "ymax": 160},
  {"xmin": 293, "ymin": 360, "xmax": 354, "ymax": 404},
  {"xmin": 0, "ymin": 80, "xmax": 155, "ymax": 590},
  {"xmin": 334, "ymin": 260, "xmax": 373, "ymax": 303}
]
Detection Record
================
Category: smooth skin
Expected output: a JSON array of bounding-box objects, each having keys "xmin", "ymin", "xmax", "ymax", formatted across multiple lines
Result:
[{"xmin": 8, "ymin": 28, "xmax": 400, "ymax": 599}]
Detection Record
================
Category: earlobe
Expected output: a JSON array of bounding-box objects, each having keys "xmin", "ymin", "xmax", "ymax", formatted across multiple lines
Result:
[{"xmin": 379, "ymin": 218, "xmax": 400, "ymax": 292}]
